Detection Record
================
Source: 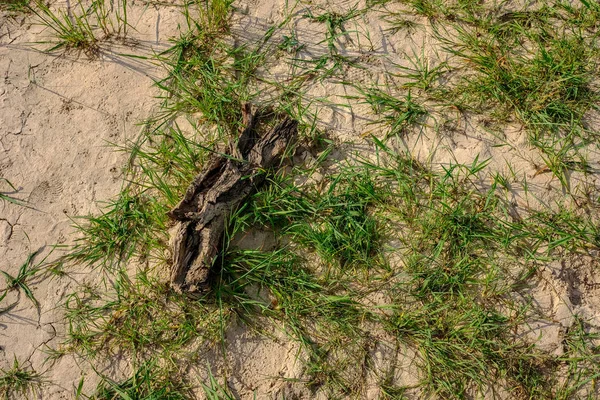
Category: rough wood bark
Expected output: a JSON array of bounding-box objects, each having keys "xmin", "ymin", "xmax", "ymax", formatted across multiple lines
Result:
[{"xmin": 168, "ymin": 110, "xmax": 297, "ymax": 293}]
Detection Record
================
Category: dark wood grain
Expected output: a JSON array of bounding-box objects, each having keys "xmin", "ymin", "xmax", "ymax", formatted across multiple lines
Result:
[{"xmin": 168, "ymin": 109, "xmax": 297, "ymax": 293}]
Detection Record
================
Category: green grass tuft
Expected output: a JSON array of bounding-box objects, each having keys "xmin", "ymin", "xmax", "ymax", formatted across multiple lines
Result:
[{"xmin": 0, "ymin": 358, "xmax": 43, "ymax": 400}]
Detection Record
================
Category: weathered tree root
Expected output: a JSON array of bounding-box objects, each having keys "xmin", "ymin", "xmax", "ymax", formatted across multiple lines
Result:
[{"xmin": 168, "ymin": 109, "xmax": 298, "ymax": 293}]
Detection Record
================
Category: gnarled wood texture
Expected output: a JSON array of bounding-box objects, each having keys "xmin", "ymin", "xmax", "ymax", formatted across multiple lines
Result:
[{"xmin": 168, "ymin": 111, "xmax": 297, "ymax": 293}]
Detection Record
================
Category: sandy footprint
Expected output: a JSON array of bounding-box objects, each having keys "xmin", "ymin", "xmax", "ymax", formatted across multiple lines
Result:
[{"xmin": 28, "ymin": 179, "xmax": 63, "ymax": 206}]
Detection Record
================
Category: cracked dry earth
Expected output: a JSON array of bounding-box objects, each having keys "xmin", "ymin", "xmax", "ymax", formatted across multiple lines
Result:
[{"xmin": 2, "ymin": 0, "xmax": 600, "ymax": 399}]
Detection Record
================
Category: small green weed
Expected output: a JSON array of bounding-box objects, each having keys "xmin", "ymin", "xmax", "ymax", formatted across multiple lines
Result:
[
  {"xmin": 0, "ymin": 0, "xmax": 29, "ymax": 13},
  {"xmin": 201, "ymin": 368, "xmax": 235, "ymax": 400},
  {"xmin": 93, "ymin": 361, "xmax": 188, "ymax": 400},
  {"xmin": 556, "ymin": 316, "xmax": 600, "ymax": 399},
  {"xmin": 395, "ymin": 49, "xmax": 447, "ymax": 92},
  {"xmin": 30, "ymin": 0, "xmax": 130, "ymax": 53},
  {"xmin": 359, "ymin": 87, "xmax": 427, "ymax": 138},
  {"xmin": 67, "ymin": 190, "xmax": 166, "ymax": 271},
  {"xmin": 249, "ymin": 170, "xmax": 381, "ymax": 271},
  {"xmin": 1, "ymin": 249, "xmax": 44, "ymax": 309},
  {"xmin": 304, "ymin": 7, "xmax": 362, "ymax": 54},
  {"xmin": 153, "ymin": 32, "xmax": 257, "ymax": 133},
  {"xmin": 0, "ymin": 358, "xmax": 43, "ymax": 400},
  {"xmin": 62, "ymin": 269, "xmax": 224, "ymax": 361},
  {"xmin": 31, "ymin": 1, "xmax": 98, "ymax": 52}
]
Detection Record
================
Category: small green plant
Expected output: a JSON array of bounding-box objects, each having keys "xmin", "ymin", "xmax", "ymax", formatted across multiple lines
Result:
[
  {"xmin": 153, "ymin": 26, "xmax": 261, "ymax": 132},
  {"xmin": 359, "ymin": 87, "xmax": 427, "ymax": 138},
  {"xmin": 249, "ymin": 169, "xmax": 381, "ymax": 271},
  {"xmin": 91, "ymin": 0, "xmax": 129, "ymax": 39},
  {"xmin": 556, "ymin": 316, "xmax": 600, "ymax": 399},
  {"xmin": 201, "ymin": 368, "xmax": 235, "ymax": 400},
  {"xmin": 279, "ymin": 34, "xmax": 304, "ymax": 53},
  {"xmin": 1, "ymin": 249, "xmax": 44, "ymax": 308},
  {"xmin": 0, "ymin": 357, "xmax": 43, "ymax": 400},
  {"xmin": 67, "ymin": 191, "xmax": 166, "ymax": 271},
  {"xmin": 30, "ymin": 0, "xmax": 131, "ymax": 53},
  {"xmin": 184, "ymin": 0, "xmax": 233, "ymax": 36},
  {"xmin": 400, "ymin": 0, "xmax": 447, "ymax": 19},
  {"xmin": 31, "ymin": 1, "xmax": 98, "ymax": 52},
  {"xmin": 0, "ymin": 0, "xmax": 30, "ymax": 13},
  {"xmin": 381, "ymin": 12, "xmax": 419, "ymax": 34},
  {"xmin": 304, "ymin": 7, "xmax": 362, "ymax": 54},
  {"xmin": 93, "ymin": 361, "xmax": 188, "ymax": 400},
  {"xmin": 395, "ymin": 48, "xmax": 447, "ymax": 91}
]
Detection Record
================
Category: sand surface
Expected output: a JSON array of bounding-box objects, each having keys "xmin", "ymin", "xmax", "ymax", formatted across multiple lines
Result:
[{"xmin": 2, "ymin": 0, "xmax": 600, "ymax": 398}]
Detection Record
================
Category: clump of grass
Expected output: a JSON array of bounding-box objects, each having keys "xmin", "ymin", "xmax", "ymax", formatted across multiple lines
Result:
[
  {"xmin": 93, "ymin": 361, "xmax": 189, "ymax": 400},
  {"xmin": 359, "ymin": 87, "xmax": 427, "ymax": 138},
  {"xmin": 30, "ymin": 0, "xmax": 130, "ymax": 53},
  {"xmin": 427, "ymin": 3, "xmax": 600, "ymax": 186},
  {"xmin": 0, "ymin": 358, "xmax": 43, "ymax": 400},
  {"xmin": 218, "ymin": 247, "xmax": 371, "ymax": 394},
  {"xmin": 301, "ymin": 181, "xmax": 378, "ymax": 270},
  {"xmin": 381, "ymin": 11, "xmax": 419, "ymax": 34},
  {"xmin": 387, "ymin": 303, "xmax": 555, "ymax": 398},
  {"xmin": 67, "ymin": 190, "xmax": 167, "ymax": 271},
  {"xmin": 446, "ymin": 29, "xmax": 596, "ymax": 134},
  {"xmin": 246, "ymin": 166, "xmax": 382, "ymax": 273},
  {"xmin": 95, "ymin": 362, "xmax": 236, "ymax": 400},
  {"xmin": 31, "ymin": 1, "xmax": 98, "ymax": 52},
  {"xmin": 303, "ymin": 7, "xmax": 362, "ymax": 54},
  {"xmin": 91, "ymin": 0, "xmax": 129, "ymax": 39},
  {"xmin": 0, "ymin": 0, "xmax": 30, "ymax": 13},
  {"xmin": 185, "ymin": 0, "xmax": 233, "ymax": 36},
  {"xmin": 61, "ymin": 269, "xmax": 224, "ymax": 361},
  {"xmin": 395, "ymin": 49, "xmax": 447, "ymax": 92},
  {"xmin": 201, "ymin": 368, "xmax": 234, "ymax": 400},
  {"xmin": 373, "ymin": 0, "xmax": 600, "ymax": 187},
  {"xmin": 1, "ymin": 249, "xmax": 44, "ymax": 309},
  {"xmin": 525, "ymin": 207, "xmax": 600, "ymax": 252},
  {"xmin": 556, "ymin": 316, "xmax": 600, "ymax": 399},
  {"xmin": 153, "ymin": 26, "xmax": 261, "ymax": 133},
  {"xmin": 398, "ymin": 0, "xmax": 447, "ymax": 20}
]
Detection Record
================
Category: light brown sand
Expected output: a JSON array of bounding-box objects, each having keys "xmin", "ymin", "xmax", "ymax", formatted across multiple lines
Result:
[{"xmin": 2, "ymin": 0, "xmax": 600, "ymax": 398}]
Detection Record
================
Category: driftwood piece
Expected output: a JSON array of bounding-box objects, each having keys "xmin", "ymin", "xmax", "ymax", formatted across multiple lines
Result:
[{"xmin": 168, "ymin": 110, "xmax": 298, "ymax": 293}]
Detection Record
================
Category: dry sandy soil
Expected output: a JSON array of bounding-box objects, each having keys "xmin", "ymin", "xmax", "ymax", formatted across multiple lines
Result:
[{"xmin": 2, "ymin": 0, "xmax": 600, "ymax": 398}]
